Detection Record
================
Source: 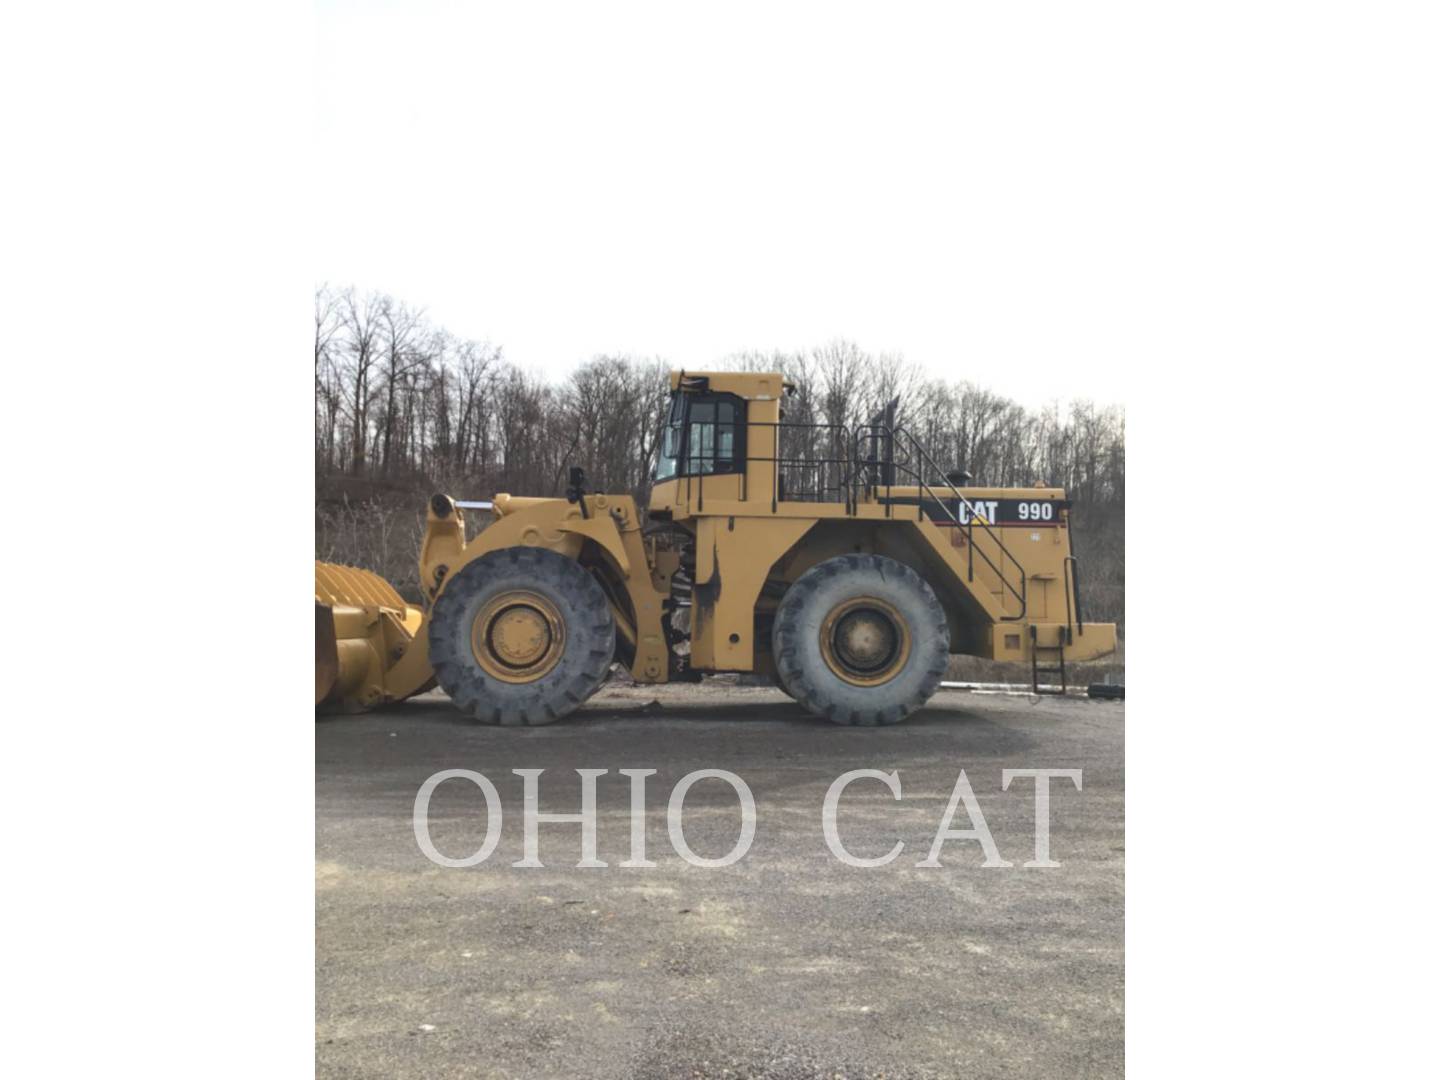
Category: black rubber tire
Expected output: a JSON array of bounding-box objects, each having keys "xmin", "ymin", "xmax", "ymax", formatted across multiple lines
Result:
[
  {"xmin": 773, "ymin": 554, "xmax": 949, "ymax": 725},
  {"xmin": 428, "ymin": 547, "xmax": 615, "ymax": 725},
  {"xmin": 773, "ymin": 675, "xmax": 798, "ymax": 700}
]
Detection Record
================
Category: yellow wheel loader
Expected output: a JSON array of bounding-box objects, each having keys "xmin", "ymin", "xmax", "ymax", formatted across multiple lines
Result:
[{"xmin": 315, "ymin": 371, "xmax": 1117, "ymax": 725}]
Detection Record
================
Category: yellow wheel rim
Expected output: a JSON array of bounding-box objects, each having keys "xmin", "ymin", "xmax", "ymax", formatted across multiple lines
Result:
[
  {"xmin": 819, "ymin": 596, "xmax": 911, "ymax": 687},
  {"xmin": 470, "ymin": 590, "xmax": 566, "ymax": 684}
]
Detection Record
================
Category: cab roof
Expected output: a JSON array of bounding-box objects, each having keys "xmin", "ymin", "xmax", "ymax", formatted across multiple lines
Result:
[{"xmin": 668, "ymin": 370, "xmax": 794, "ymax": 400}]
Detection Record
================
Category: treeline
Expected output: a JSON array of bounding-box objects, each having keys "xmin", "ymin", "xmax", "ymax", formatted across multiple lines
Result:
[
  {"xmin": 316, "ymin": 286, "xmax": 1124, "ymax": 635},
  {"xmin": 315, "ymin": 286, "xmax": 671, "ymax": 497}
]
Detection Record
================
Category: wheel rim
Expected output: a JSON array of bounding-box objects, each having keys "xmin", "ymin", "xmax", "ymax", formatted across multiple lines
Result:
[
  {"xmin": 471, "ymin": 590, "xmax": 567, "ymax": 683},
  {"xmin": 819, "ymin": 596, "xmax": 911, "ymax": 686}
]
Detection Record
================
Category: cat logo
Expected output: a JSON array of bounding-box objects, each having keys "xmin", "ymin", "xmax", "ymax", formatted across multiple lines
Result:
[{"xmin": 957, "ymin": 500, "xmax": 998, "ymax": 525}]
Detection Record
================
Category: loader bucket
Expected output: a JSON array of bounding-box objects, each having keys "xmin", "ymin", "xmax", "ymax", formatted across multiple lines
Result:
[{"xmin": 314, "ymin": 561, "xmax": 434, "ymax": 712}]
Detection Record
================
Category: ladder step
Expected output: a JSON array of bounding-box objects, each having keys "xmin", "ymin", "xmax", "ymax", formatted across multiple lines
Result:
[{"xmin": 1030, "ymin": 628, "xmax": 1068, "ymax": 694}]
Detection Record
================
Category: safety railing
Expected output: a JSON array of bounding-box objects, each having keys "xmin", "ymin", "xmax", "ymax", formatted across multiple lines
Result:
[
  {"xmin": 853, "ymin": 421, "xmax": 1029, "ymax": 621},
  {"xmin": 678, "ymin": 420, "xmax": 861, "ymax": 514},
  {"xmin": 679, "ymin": 413, "xmax": 1031, "ymax": 622},
  {"xmin": 745, "ymin": 421, "xmax": 859, "ymax": 514},
  {"xmin": 1063, "ymin": 554, "xmax": 1084, "ymax": 639}
]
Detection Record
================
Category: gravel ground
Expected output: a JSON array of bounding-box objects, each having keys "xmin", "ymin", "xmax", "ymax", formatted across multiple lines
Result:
[{"xmin": 317, "ymin": 682, "xmax": 1124, "ymax": 1078}]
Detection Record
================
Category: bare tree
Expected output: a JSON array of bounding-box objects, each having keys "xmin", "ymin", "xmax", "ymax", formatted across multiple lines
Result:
[
  {"xmin": 377, "ymin": 297, "xmax": 426, "ymax": 474},
  {"xmin": 336, "ymin": 288, "xmax": 385, "ymax": 475},
  {"xmin": 315, "ymin": 297, "xmax": 1126, "ymax": 631},
  {"xmin": 314, "ymin": 286, "xmax": 343, "ymax": 469}
]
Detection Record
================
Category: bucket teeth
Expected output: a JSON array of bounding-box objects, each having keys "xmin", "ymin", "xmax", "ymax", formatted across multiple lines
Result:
[{"xmin": 315, "ymin": 561, "xmax": 407, "ymax": 612}]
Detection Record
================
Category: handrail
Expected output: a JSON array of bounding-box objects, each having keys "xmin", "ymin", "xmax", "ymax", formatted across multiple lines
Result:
[
  {"xmin": 853, "ymin": 422, "xmax": 1029, "ymax": 621},
  {"xmin": 745, "ymin": 421, "xmax": 857, "ymax": 515},
  {"xmin": 690, "ymin": 416, "xmax": 1030, "ymax": 622},
  {"xmin": 1063, "ymin": 554, "xmax": 1084, "ymax": 637}
]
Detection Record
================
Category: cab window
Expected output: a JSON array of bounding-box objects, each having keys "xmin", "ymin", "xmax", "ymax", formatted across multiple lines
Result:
[
  {"xmin": 684, "ymin": 395, "xmax": 742, "ymax": 475},
  {"xmin": 652, "ymin": 391, "xmax": 744, "ymax": 479},
  {"xmin": 654, "ymin": 394, "xmax": 684, "ymax": 480}
]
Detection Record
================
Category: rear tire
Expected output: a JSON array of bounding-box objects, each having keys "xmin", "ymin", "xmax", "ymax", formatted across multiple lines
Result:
[
  {"xmin": 773, "ymin": 554, "xmax": 948, "ymax": 725},
  {"xmin": 429, "ymin": 547, "xmax": 615, "ymax": 725}
]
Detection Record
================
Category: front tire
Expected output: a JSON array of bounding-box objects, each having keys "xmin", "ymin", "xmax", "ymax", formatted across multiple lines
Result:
[
  {"xmin": 773, "ymin": 554, "xmax": 948, "ymax": 725},
  {"xmin": 428, "ymin": 547, "xmax": 615, "ymax": 725}
]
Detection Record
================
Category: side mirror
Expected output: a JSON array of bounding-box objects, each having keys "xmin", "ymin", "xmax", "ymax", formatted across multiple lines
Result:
[{"xmin": 945, "ymin": 468, "xmax": 974, "ymax": 486}]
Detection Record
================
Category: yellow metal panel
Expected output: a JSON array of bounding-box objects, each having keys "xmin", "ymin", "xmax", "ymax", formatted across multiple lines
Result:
[
  {"xmin": 691, "ymin": 515, "xmax": 814, "ymax": 671},
  {"xmin": 315, "ymin": 561, "xmax": 428, "ymax": 712}
]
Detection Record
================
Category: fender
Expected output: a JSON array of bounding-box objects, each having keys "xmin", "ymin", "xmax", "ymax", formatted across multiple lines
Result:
[
  {"xmin": 419, "ymin": 492, "xmax": 669, "ymax": 683},
  {"xmin": 421, "ymin": 495, "xmax": 584, "ymax": 604},
  {"xmin": 559, "ymin": 499, "xmax": 670, "ymax": 683}
]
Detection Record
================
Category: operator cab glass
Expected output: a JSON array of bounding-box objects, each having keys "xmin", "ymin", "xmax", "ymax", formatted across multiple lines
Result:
[
  {"xmin": 653, "ymin": 391, "xmax": 744, "ymax": 480},
  {"xmin": 654, "ymin": 394, "xmax": 684, "ymax": 480}
]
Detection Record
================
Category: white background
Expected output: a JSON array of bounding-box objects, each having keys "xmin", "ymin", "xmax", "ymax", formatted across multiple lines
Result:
[
  {"xmin": 3, "ymin": 2, "xmax": 1438, "ymax": 1076},
  {"xmin": 315, "ymin": 1, "xmax": 1147, "ymax": 405}
]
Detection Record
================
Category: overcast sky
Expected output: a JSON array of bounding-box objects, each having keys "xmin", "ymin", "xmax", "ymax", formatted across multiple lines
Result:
[{"xmin": 315, "ymin": 2, "xmax": 1136, "ymax": 407}]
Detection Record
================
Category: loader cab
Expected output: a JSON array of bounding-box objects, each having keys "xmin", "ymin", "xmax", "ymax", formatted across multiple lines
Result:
[
  {"xmin": 652, "ymin": 386, "xmax": 746, "ymax": 482},
  {"xmin": 648, "ymin": 371, "xmax": 787, "ymax": 519}
]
